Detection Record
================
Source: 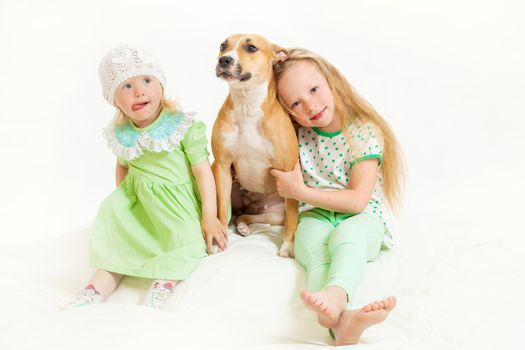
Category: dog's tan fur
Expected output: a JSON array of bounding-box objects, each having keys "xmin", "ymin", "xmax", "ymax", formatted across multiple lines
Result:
[{"xmin": 212, "ymin": 34, "xmax": 298, "ymax": 257}]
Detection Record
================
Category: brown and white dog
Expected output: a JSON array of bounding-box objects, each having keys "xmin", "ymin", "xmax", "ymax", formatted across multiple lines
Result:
[{"xmin": 212, "ymin": 34, "xmax": 299, "ymax": 257}]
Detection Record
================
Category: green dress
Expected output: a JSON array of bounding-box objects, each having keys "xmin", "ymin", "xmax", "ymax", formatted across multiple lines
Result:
[{"xmin": 90, "ymin": 109, "xmax": 208, "ymax": 280}]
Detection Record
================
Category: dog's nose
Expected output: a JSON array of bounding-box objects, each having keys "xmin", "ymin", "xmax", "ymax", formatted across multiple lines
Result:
[{"xmin": 218, "ymin": 56, "xmax": 233, "ymax": 68}]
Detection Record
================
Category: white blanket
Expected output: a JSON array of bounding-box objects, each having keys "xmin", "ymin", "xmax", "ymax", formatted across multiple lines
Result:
[{"xmin": 0, "ymin": 216, "xmax": 522, "ymax": 350}]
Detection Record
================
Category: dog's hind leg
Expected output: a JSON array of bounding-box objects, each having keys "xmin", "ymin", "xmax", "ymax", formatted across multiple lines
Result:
[{"xmin": 235, "ymin": 213, "xmax": 284, "ymax": 236}]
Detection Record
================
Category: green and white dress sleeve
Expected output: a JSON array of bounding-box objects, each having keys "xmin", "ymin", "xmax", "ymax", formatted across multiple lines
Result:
[
  {"xmin": 180, "ymin": 120, "xmax": 209, "ymax": 166},
  {"xmin": 348, "ymin": 122, "xmax": 384, "ymax": 168}
]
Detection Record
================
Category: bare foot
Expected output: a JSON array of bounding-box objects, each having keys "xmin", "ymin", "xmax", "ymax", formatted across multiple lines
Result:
[
  {"xmin": 332, "ymin": 296, "xmax": 396, "ymax": 346},
  {"xmin": 300, "ymin": 286, "xmax": 347, "ymax": 328}
]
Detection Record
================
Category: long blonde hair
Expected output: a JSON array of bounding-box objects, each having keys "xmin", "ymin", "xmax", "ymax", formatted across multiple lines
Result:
[
  {"xmin": 112, "ymin": 94, "xmax": 182, "ymax": 126},
  {"xmin": 274, "ymin": 48, "xmax": 404, "ymax": 214}
]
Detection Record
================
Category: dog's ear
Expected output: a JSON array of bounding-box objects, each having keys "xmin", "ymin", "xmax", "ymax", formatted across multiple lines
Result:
[{"xmin": 272, "ymin": 44, "xmax": 289, "ymax": 62}]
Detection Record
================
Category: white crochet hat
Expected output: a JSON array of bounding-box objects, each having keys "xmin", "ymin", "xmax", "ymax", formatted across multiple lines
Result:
[{"xmin": 99, "ymin": 44, "xmax": 167, "ymax": 106}]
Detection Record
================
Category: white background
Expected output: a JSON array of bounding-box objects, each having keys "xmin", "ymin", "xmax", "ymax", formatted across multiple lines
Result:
[
  {"xmin": 0, "ymin": 0, "xmax": 523, "ymax": 250},
  {"xmin": 0, "ymin": 2, "xmax": 524, "ymax": 349}
]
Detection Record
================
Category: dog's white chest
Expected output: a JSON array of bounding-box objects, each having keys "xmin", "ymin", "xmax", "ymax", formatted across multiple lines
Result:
[{"xmin": 223, "ymin": 84, "xmax": 275, "ymax": 193}]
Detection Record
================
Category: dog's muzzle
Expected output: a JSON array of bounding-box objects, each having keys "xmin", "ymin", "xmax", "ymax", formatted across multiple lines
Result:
[{"xmin": 216, "ymin": 55, "xmax": 252, "ymax": 82}]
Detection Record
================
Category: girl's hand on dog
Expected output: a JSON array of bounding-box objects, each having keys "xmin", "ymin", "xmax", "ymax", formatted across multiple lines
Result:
[
  {"xmin": 201, "ymin": 215, "xmax": 228, "ymax": 253},
  {"xmin": 270, "ymin": 161, "xmax": 307, "ymax": 201}
]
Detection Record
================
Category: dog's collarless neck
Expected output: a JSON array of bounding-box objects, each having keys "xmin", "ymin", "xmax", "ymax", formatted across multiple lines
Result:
[{"xmin": 229, "ymin": 81, "xmax": 269, "ymax": 106}]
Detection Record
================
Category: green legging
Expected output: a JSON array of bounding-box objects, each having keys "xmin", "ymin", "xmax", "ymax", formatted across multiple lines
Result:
[{"xmin": 294, "ymin": 208, "xmax": 385, "ymax": 303}]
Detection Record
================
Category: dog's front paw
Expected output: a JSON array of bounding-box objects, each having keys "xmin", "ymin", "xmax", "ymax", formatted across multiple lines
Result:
[
  {"xmin": 208, "ymin": 245, "xmax": 220, "ymax": 255},
  {"xmin": 236, "ymin": 222, "xmax": 252, "ymax": 237},
  {"xmin": 278, "ymin": 240, "xmax": 294, "ymax": 258}
]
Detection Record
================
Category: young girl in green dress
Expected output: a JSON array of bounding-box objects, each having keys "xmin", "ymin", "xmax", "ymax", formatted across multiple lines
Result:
[
  {"xmin": 68, "ymin": 44, "xmax": 227, "ymax": 309},
  {"xmin": 271, "ymin": 48, "xmax": 404, "ymax": 345}
]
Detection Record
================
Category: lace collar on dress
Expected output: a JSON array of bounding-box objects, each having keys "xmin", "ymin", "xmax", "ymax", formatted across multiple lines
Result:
[{"xmin": 103, "ymin": 110, "xmax": 194, "ymax": 160}]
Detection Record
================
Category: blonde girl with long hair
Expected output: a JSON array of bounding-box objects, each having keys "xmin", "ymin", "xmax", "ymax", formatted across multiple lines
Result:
[{"xmin": 271, "ymin": 48, "xmax": 404, "ymax": 345}]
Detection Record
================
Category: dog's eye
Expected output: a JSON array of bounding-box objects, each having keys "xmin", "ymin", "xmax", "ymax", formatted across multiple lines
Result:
[
  {"xmin": 246, "ymin": 45, "xmax": 258, "ymax": 53},
  {"xmin": 220, "ymin": 42, "xmax": 227, "ymax": 52}
]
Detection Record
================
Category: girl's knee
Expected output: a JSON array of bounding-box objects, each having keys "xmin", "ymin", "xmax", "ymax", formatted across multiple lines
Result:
[
  {"xmin": 329, "ymin": 228, "xmax": 365, "ymax": 249},
  {"xmin": 328, "ymin": 223, "xmax": 384, "ymax": 260}
]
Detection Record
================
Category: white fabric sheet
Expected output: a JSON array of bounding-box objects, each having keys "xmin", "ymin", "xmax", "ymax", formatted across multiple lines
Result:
[{"xmin": 0, "ymin": 216, "xmax": 523, "ymax": 350}]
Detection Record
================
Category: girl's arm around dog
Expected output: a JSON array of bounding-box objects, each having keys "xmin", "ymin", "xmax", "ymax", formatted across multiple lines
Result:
[{"xmin": 270, "ymin": 159, "xmax": 379, "ymax": 214}]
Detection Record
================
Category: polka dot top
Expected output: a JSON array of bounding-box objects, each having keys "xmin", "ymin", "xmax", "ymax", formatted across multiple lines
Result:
[{"xmin": 298, "ymin": 122, "xmax": 392, "ymax": 247}]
